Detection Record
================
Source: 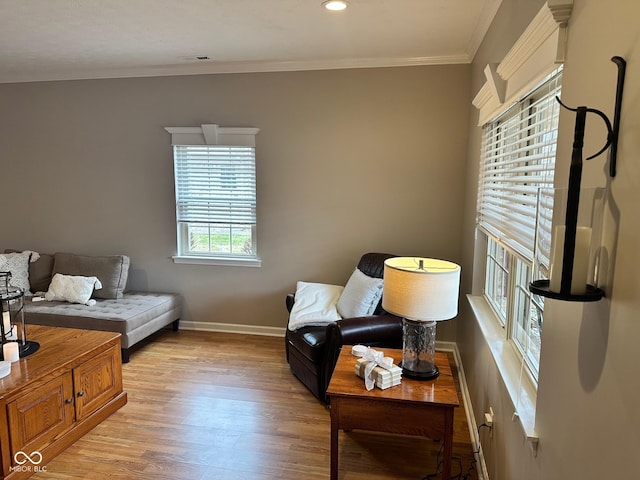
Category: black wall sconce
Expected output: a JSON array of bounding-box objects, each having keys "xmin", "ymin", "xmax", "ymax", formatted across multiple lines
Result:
[{"xmin": 530, "ymin": 56, "xmax": 626, "ymax": 302}]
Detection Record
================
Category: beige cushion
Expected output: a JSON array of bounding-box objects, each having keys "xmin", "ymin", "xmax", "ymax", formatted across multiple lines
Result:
[
  {"xmin": 24, "ymin": 292, "xmax": 183, "ymax": 349},
  {"xmin": 52, "ymin": 253, "xmax": 130, "ymax": 299}
]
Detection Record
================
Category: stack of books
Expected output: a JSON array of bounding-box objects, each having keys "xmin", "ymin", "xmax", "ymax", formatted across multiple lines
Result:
[{"xmin": 355, "ymin": 358, "xmax": 402, "ymax": 390}]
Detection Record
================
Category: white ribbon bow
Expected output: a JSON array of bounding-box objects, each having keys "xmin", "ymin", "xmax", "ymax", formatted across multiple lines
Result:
[{"xmin": 362, "ymin": 347, "xmax": 395, "ymax": 390}]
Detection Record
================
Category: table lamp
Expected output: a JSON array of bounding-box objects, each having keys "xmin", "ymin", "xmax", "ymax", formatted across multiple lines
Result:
[{"xmin": 383, "ymin": 257, "xmax": 461, "ymax": 380}]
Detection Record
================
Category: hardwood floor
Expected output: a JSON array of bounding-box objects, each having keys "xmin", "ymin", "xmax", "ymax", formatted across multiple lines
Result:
[{"xmin": 33, "ymin": 329, "xmax": 479, "ymax": 480}]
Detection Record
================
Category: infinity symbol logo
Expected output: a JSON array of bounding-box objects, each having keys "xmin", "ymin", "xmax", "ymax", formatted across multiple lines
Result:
[{"xmin": 14, "ymin": 451, "xmax": 43, "ymax": 465}]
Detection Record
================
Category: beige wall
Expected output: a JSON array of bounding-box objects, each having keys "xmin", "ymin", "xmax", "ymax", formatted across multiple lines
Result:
[
  {"xmin": 0, "ymin": 65, "xmax": 470, "ymax": 334},
  {"xmin": 459, "ymin": 0, "xmax": 640, "ymax": 479}
]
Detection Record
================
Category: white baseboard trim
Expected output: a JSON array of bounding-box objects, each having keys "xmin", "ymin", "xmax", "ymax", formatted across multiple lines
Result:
[
  {"xmin": 437, "ymin": 341, "xmax": 489, "ymax": 480},
  {"xmin": 179, "ymin": 321, "xmax": 286, "ymax": 337}
]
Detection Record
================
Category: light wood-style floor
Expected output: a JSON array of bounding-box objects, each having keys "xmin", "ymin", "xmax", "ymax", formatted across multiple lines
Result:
[{"xmin": 33, "ymin": 329, "xmax": 478, "ymax": 480}]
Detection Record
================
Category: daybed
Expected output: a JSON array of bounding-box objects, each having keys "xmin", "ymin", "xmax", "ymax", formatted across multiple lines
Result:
[{"xmin": 2, "ymin": 250, "xmax": 182, "ymax": 362}]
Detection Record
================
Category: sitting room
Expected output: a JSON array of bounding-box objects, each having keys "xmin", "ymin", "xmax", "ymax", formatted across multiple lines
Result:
[{"xmin": 0, "ymin": 1, "xmax": 638, "ymax": 479}]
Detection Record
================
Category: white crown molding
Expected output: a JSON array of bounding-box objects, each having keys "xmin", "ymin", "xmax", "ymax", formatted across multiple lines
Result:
[
  {"xmin": 0, "ymin": 54, "xmax": 471, "ymax": 84},
  {"xmin": 473, "ymin": 0, "xmax": 573, "ymax": 126}
]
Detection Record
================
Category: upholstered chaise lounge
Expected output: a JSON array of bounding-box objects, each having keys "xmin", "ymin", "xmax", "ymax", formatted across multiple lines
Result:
[{"xmin": 3, "ymin": 249, "xmax": 182, "ymax": 362}]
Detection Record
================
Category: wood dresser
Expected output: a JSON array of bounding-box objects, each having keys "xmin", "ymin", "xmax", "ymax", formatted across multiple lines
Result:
[{"xmin": 0, "ymin": 325, "xmax": 127, "ymax": 479}]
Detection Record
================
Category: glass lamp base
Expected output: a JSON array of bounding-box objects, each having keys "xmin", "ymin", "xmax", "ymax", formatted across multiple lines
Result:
[
  {"xmin": 401, "ymin": 318, "xmax": 439, "ymax": 381},
  {"xmin": 400, "ymin": 362, "xmax": 439, "ymax": 380}
]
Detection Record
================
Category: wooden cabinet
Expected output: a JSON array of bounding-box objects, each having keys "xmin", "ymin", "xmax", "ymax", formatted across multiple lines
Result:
[
  {"xmin": 73, "ymin": 345, "xmax": 122, "ymax": 421},
  {"xmin": 7, "ymin": 372, "xmax": 75, "ymax": 458},
  {"xmin": 0, "ymin": 327, "xmax": 127, "ymax": 479}
]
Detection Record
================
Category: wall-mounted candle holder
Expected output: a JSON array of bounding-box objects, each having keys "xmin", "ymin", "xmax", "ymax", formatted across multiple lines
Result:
[{"xmin": 530, "ymin": 56, "xmax": 626, "ymax": 302}]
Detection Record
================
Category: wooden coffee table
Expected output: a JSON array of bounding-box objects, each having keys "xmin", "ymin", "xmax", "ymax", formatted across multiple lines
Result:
[{"xmin": 326, "ymin": 347, "xmax": 459, "ymax": 480}]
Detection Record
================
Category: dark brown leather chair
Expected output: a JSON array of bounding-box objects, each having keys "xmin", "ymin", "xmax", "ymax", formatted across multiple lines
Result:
[{"xmin": 285, "ymin": 253, "xmax": 403, "ymax": 403}]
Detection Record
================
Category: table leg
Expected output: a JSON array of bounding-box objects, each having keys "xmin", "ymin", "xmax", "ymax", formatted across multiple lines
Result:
[
  {"xmin": 330, "ymin": 402, "xmax": 339, "ymax": 480},
  {"xmin": 441, "ymin": 408, "xmax": 454, "ymax": 480}
]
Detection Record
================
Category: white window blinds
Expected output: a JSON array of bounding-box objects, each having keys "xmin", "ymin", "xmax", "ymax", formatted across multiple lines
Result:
[
  {"xmin": 173, "ymin": 145, "xmax": 256, "ymax": 226},
  {"xmin": 477, "ymin": 68, "xmax": 562, "ymax": 261}
]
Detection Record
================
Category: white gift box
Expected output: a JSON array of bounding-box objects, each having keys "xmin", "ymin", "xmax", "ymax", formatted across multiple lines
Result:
[{"xmin": 355, "ymin": 358, "xmax": 402, "ymax": 390}]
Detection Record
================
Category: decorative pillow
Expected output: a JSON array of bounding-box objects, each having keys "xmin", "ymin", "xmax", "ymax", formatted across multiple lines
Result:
[
  {"xmin": 0, "ymin": 251, "xmax": 40, "ymax": 294},
  {"xmin": 4, "ymin": 250, "xmax": 53, "ymax": 293},
  {"xmin": 52, "ymin": 253, "xmax": 130, "ymax": 299},
  {"xmin": 288, "ymin": 282, "xmax": 344, "ymax": 331},
  {"xmin": 337, "ymin": 268, "xmax": 384, "ymax": 318},
  {"xmin": 45, "ymin": 273, "xmax": 103, "ymax": 306}
]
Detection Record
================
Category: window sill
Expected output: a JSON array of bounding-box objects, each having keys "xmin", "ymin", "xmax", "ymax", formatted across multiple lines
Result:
[
  {"xmin": 467, "ymin": 294, "xmax": 539, "ymax": 448},
  {"xmin": 172, "ymin": 255, "xmax": 262, "ymax": 267}
]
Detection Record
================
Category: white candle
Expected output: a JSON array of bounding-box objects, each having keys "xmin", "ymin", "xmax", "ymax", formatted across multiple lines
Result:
[
  {"xmin": 549, "ymin": 225, "xmax": 592, "ymax": 294},
  {"xmin": 3, "ymin": 342, "xmax": 19, "ymax": 362},
  {"xmin": 2, "ymin": 312, "xmax": 15, "ymax": 340},
  {"xmin": 2, "ymin": 312, "xmax": 10, "ymax": 338}
]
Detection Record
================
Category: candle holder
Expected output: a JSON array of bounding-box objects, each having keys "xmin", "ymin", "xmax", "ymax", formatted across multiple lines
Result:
[
  {"xmin": 529, "ymin": 56, "xmax": 626, "ymax": 302},
  {"xmin": 532, "ymin": 187, "xmax": 606, "ymax": 301},
  {"xmin": 0, "ymin": 272, "xmax": 40, "ymax": 359}
]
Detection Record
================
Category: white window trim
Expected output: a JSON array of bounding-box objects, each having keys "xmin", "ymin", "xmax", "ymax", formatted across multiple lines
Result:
[
  {"xmin": 470, "ymin": 0, "xmax": 573, "ymax": 448},
  {"xmin": 165, "ymin": 124, "xmax": 261, "ymax": 267},
  {"xmin": 473, "ymin": 0, "xmax": 572, "ymax": 127},
  {"xmin": 172, "ymin": 255, "xmax": 262, "ymax": 268}
]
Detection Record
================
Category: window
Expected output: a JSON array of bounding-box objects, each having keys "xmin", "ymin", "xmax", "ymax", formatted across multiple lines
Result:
[
  {"xmin": 165, "ymin": 124, "xmax": 260, "ymax": 267},
  {"xmin": 477, "ymin": 68, "xmax": 562, "ymax": 380}
]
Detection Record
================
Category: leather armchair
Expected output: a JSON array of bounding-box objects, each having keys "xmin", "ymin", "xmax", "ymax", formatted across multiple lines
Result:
[{"xmin": 284, "ymin": 253, "xmax": 403, "ymax": 403}]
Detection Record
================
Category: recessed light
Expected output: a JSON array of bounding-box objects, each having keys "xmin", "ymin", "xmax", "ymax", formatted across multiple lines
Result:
[{"xmin": 322, "ymin": 1, "xmax": 349, "ymax": 11}]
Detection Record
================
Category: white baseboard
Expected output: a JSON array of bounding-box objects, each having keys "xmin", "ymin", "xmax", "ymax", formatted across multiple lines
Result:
[
  {"xmin": 438, "ymin": 341, "xmax": 489, "ymax": 480},
  {"xmin": 179, "ymin": 321, "xmax": 286, "ymax": 337}
]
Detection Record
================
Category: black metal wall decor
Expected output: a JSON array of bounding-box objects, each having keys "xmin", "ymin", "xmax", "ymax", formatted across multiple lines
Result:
[{"xmin": 529, "ymin": 56, "xmax": 626, "ymax": 302}]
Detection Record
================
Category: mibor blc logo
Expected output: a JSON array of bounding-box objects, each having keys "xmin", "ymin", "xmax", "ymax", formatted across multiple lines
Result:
[{"xmin": 10, "ymin": 451, "xmax": 47, "ymax": 473}]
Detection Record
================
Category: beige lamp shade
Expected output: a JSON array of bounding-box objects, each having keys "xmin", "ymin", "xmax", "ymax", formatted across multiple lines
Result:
[{"xmin": 382, "ymin": 257, "xmax": 461, "ymax": 321}]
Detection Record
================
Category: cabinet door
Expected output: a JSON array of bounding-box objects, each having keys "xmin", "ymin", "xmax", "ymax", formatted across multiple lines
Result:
[
  {"xmin": 7, "ymin": 372, "xmax": 75, "ymax": 457},
  {"xmin": 73, "ymin": 344, "xmax": 123, "ymax": 420}
]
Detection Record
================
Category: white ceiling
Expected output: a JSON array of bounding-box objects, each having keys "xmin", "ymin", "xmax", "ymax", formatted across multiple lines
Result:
[{"xmin": 0, "ymin": 0, "xmax": 503, "ymax": 84}]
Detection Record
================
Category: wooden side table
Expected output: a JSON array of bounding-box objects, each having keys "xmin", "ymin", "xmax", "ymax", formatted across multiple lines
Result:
[{"xmin": 326, "ymin": 347, "xmax": 459, "ymax": 480}]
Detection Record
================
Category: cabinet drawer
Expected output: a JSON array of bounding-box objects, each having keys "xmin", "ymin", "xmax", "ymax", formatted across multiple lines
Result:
[
  {"xmin": 73, "ymin": 345, "xmax": 123, "ymax": 420},
  {"xmin": 7, "ymin": 373, "xmax": 75, "ymax": 457}
]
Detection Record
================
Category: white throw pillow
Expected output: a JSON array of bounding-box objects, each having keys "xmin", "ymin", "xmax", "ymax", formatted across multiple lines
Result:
[
  {"xmin": 288, "ymin": 281, "xmax": 344, "ymax": 331},
  {"xmin": 0, "ymin": 251, "xmax": 39, "ymax": 294},
  {"xmin": 45, "ymin": 273, "xmax": 103, "ymax": 306},
  {"xmin": 337, "ymin": 268, "xmax": 384, "ymax": 318}
]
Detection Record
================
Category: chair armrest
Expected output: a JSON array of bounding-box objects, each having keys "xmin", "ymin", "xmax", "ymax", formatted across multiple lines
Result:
[
  {"xmin": 329, "ymin": 315, "xmax": 403, "ymax": 346},
  {"xmin": 286, "ymin": 293, "xmax": 295, "ymax": 313}
]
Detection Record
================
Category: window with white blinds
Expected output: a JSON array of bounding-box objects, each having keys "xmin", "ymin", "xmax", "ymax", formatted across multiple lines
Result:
[
  {"xmin": 174, "ymin": 145, "xmax": 256, "ymax": 227},
  {"xmin": 165, "ymin": 124, "xmax": 260, "ymax": 266},
  {"xmin": 477, "ymin": 67, "xmax": 562, "ymax": 262},
  {"xmin": 477, "ymin": 67, "xmax": 562, "ymax": 380}
]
